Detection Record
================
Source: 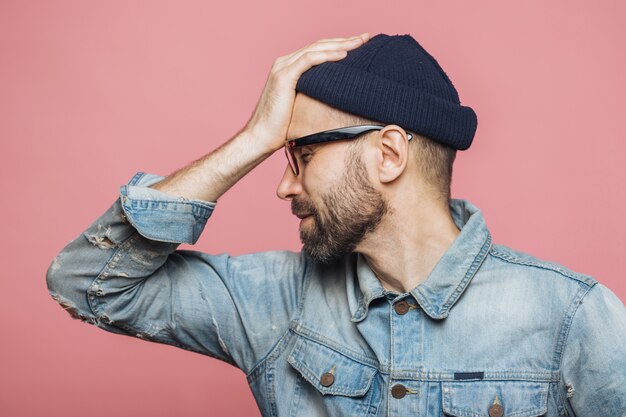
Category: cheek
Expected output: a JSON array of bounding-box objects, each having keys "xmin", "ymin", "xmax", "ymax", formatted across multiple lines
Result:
[{"xmin": 303, "ymin": 153, "xmax": 343, "ymax": 186}]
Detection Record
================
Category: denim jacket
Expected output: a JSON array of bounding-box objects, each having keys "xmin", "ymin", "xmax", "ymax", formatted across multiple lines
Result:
[{"xmin": 46, "ymin": 171, "xmax": 626, "ymax": 417}]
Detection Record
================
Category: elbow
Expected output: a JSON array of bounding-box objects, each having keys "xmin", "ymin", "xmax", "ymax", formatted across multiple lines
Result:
[
  {"xmin": 45, "ymin": 251, "xmax": 97, "ymax": 325},
  {"xmin": 46, "ymin": 252, "xmax": 64, "ymax": 296},
  {"xmin": 45, "ymin": 254, "xmax": 75, "ymax": 318},
  {"xmin": 46, "ymin": 250, "xmax": 76, "ymax": 300}
]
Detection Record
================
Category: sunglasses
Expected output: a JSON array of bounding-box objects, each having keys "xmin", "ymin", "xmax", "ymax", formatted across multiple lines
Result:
[{"xmin": 284, "ymin": 124, "xmax": 414, "ymax": 176}]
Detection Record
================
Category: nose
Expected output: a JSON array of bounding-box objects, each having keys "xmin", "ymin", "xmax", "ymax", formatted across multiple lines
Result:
[{"xmin": 276, "ymin": 164, "xmax": 303, "ymax": 201}]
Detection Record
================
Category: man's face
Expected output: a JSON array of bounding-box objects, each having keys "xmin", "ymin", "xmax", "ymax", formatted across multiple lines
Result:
[
  {"xmin": 292, "ymin": 146, "xmax": 389, "ymax": 264},
  {"xmin": 277, "ymin": 94, "xmax": 390, "ymax": 264}
]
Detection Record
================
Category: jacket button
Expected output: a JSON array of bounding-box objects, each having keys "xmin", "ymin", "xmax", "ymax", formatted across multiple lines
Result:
[
  {"xmin": 394, "ymin": 300, "xmax": 410, "ymax": 315},
  {"xmin": 320, "ymin": 372, "xmax": 334, "ymax": 387},
  {"xmin": 391, "ymin": 384, "xmax": 407, "ymax": 399},
  {"xmin": 488, "ymin": 403, "xmax": 504, "ymax": 417}
]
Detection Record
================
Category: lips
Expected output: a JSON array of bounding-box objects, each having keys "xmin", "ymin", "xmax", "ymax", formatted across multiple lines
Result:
[{"xmin": 296, "ymin": 213, "xmax": 312, "ymax": 220}]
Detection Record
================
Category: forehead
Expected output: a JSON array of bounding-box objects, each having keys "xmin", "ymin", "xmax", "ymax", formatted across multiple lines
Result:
[{"xmin": 287, "ymin": 93, "xmax": 344, "ymax": 141}]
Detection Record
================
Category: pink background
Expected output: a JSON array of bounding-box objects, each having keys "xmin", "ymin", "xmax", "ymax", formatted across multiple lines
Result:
[{"xmin": 1, "ymin": 1, "xmax": 625, "ymax": 416}]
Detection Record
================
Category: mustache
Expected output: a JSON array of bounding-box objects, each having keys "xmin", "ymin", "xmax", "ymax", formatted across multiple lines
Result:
[{"xmin": 291, "ymin": 198, "xmax": 317, "ymax": 217}]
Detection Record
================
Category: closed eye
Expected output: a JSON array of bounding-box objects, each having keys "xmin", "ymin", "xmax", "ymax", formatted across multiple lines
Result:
[{"xmin": 301, "ymin": 153, "xmax": 313, "ymax": 164}]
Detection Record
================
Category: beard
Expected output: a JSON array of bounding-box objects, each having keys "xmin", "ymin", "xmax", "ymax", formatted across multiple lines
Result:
[{"xmin": 291, "ymin": 149, "xmax": 389, "ymax": 264}]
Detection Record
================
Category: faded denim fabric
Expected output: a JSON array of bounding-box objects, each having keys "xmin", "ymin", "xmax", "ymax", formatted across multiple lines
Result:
[{"xmin": 46, "ymin": 171, "xmax": 626, "ymax": 417}]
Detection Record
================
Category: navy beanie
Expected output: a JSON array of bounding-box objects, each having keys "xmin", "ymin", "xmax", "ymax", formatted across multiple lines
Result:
[{"xmin": 295, "ymin": 33, "xmax": 478, "ymax": 150}]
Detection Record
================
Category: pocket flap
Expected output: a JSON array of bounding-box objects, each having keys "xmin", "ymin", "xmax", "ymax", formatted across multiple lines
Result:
[
  {"xmin": 442, "ymin": 380, "xmax": 549, "ymax": 417},
  {"xmin": 287, "ymin": 335, "xmax": 377, "ymax": 397}
]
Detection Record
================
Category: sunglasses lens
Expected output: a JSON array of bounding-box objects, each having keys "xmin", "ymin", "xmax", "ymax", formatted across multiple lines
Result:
[{"xmin": 284, "ymin": 144, "xmax": 298, "ymax": 176}]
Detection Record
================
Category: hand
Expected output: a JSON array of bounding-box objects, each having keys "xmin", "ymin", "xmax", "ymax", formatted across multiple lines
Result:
[{"xmin": 243, "ymin": 32, "xmax": 370, "ymax": 152}]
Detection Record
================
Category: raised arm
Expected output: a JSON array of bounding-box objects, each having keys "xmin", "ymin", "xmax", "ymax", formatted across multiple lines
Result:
[
  {"xmin": 147, "ymin": 33, "xmax": 371, "ymax": 204},
  {"xmin": 46, "ymin": 33, "xmax": 371, "ymax": 374}
]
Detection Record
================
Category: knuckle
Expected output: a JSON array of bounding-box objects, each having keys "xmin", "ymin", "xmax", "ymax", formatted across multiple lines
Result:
[
  {"xmin": 271, "ymin": 67, "xmax": 288, "ymax": 80},
  {"xmin": 302, "ymin": 51, "xmax": 317, "ymax": 61}
]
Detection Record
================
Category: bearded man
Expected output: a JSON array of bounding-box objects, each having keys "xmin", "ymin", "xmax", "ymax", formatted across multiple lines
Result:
[{"xmin": 47, "ymin": 32, "xmax": 626, "ymax": 417}]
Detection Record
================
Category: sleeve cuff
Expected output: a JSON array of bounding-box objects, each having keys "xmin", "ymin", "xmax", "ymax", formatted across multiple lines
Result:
[{"xmin": 118, "ymin": 171, "xmax": 216, "ymax": 245}]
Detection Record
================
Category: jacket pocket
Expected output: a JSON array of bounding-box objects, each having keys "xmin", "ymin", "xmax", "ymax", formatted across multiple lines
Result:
[
  {"xmin": 441, "ymin": 380, "xmax": 549, "ymax": 417},
  {"xmin": 287, "ymin": 333, "xmax": 378, "ymax": 397}
]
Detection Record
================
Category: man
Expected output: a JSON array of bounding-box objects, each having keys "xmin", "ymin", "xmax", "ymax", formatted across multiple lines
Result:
[{"xmin": 47, "ymin": 32, "xmax": 626, "ymax": 416}]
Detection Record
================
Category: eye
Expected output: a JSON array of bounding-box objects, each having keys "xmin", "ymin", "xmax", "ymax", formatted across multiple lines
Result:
[{"xmin": 301, "ymin": 153, "xmax": 313, "ymax": 164}]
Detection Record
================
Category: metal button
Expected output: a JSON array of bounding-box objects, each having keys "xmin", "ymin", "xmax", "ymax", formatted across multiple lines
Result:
[
  {"xmin": 320, "ymin": 372, "xmax": 334, "ymax": 387},
  {"xmin": 394, "ymin": 300, "xmax": 410, "ymax": 315},
  {"xmin": 488, "ymin": 403, "xmax": 503, "ymax": 417},
  {"xmin": 391, "ymin": 384, "xmax": 407, "ymax": 399},
  {"xmin": 489, "ymin": 395, "xmax": 504, "ymax": 417}
]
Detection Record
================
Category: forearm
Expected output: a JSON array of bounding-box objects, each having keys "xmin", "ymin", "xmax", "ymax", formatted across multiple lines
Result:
[
  {"xmin": 149, "ymin": 128, "xmax": 275, "ymax": 203},
  {"xmin": 46, "ymin": 171, "xmax": 216, "ymax": 334}
]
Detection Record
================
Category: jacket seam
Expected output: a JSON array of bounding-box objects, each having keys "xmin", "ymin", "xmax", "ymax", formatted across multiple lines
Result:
[
  {"xmin": 87, "ymin": 230, "xmax": 140, "ymax": 317},
  {"xmin": 440, "ymin": 234, "xmax": 492, "ymax": 314},
  {"xmin": 554, "ymin": 282, "xmax": 597, "ymax": 416},
  {"xmin": 289, "ymin": 323, "xmax": 379, "ymax": 368},
  {"xmin": 489, "ymin": 247, "xmax": 595, "ymax": 286}
]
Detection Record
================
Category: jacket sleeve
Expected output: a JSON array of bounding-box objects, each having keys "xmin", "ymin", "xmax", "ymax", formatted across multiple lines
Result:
[
  {"xmin": 559, "ymin": 281, "xmax": 626, "ymax": 416},
  {"xmin": 46, "ymin": 171, "xmax": 309, "ymax": 374}
]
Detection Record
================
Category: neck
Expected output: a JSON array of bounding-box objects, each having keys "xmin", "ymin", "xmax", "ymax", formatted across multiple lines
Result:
[{"xmin": 355, "ymin": 195, "xmax": 460, "ymax": 293}]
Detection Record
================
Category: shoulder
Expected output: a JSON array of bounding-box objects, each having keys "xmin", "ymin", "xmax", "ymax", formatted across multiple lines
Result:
[{"xmin": 486, "ymin": 243, "xmax": 597, "ymax": 289}]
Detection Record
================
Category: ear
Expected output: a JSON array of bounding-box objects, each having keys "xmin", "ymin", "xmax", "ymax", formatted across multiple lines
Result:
[{"xmin": 376, "ymin": 125, "xmax": 410, "ymax": 184}]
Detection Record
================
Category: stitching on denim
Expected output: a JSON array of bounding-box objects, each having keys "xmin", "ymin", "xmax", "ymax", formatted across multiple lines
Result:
[
  {"xmin": 264, "ymin": 360, "xmax": 278, "ymax": 417},
  {"xmin": 440, "ymin": 234, "xmax": 492, "ymax": 314},
  {"xmin": 394, "ymin": 370, "xmax": 559, "ymax": 382},
  {"xmin": 287, "ymin": 365, "xmax": 304, "ymax": 417},
  {"xmin": 415, "ymin": 233, "xmax": 491, "ymax": 318},
  {"xmin": 288, "ymin": 357, "xmax": 374, "ymax": 397},
  {"xmin": 551, "ymin": 380, "xmax": 575, "ymax": 417},
  {"xmin": 552, "ymin": 284, "xmax": 593, "ymax": 369},
  {"xmin": 118, "ymin": 196, "xmax": 200, "ymax": 245},
  {"xmin": 289, "ymin": 323, "xmax": 378, "ymax": 368},
  {"xmin": 123, "ymin": 191, "xmax": 216, "ymax": 210},
  {"xmin": 286, "ymin": 338, "xmax": 376, "ymax": 397},
  {"xmin": 553, "ymin": 284, "xmax": 596, "ymax": 415},
  {"xmin": 442, "ymin": 381, "xmax": 549, "ymax": 417},
  {"xmin": 128, "ymin": 171, "xmax": 146, "ymax": 186},
  {"xmin": 489, "ymin": 247, "xmax": 595, "ymax": 286},
  {"xmin": 87, "ymin": 231, "xmax": 140, "ymax": 316}
]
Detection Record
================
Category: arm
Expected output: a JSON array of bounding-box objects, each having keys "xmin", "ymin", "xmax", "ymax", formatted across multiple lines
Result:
[
  {"xmin": 46, "ymin": 34, "xmax": 371, "ymax": 373},
  {"xmin": 147, "ymin": 128, "xmax": 273, "ymax": 203},
  {"xmin": 46, "ymin": 169, "xmax": 309, "ymax": 372},
  {"xmin": 559, "ymin": 282, "xmax": 626, "ymax": 416}
]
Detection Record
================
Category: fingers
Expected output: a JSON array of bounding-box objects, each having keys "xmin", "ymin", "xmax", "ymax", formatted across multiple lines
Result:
[
  {"xmin": 282, "ymin": 49, "xmax": 349, "ymax": 82},
  {"xmin": 275, "ymin": 33, "xmax": 370, "ymax": 69},
  {"xmin": 292, "ymin": 33, "xmax": 369, "ymax": 59},
  {"xmin": 289, "ymin": 33, "xmax": 369, "ymax": 57},
  {"xmin": 313, "ymin": 32, "xmax": 370, "ymax": 44}
]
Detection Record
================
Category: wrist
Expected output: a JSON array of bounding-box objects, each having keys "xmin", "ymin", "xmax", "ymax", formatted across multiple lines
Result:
[{"xmin": 241, "ymin": 125, "xmax": 282, "ymax": 155}]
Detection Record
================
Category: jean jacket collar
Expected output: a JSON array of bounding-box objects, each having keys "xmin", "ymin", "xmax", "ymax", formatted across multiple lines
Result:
[{"xmin": 349, "ymin": 198, "xmax": 493, "ymax": 322}]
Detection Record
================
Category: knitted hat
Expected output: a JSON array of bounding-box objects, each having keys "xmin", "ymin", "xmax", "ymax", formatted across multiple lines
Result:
[{"xmin": 295, "ymin": 33, "xmax": 478, "ymax": 150}]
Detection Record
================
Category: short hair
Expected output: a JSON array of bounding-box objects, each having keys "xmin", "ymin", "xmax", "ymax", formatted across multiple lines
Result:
[{"xmin": 326, "ymin": 105, "xmax": 457, "ymax": 204}]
